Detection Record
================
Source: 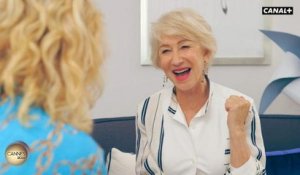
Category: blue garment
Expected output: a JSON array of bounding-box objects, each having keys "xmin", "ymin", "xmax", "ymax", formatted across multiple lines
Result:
[{"xmin": 0, "ymin": 97, "xmax": 107, "ymax": 175}]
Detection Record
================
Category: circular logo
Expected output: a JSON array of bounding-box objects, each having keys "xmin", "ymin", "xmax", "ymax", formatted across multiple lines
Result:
[{"xmin": 5, "ymin": 141, "xmax": 29, "ymax": 165}]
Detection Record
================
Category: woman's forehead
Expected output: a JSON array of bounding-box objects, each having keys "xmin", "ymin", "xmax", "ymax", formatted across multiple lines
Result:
[{"xmin": 159, "ymin": 35, "xmax": 197, "ymax": 46}]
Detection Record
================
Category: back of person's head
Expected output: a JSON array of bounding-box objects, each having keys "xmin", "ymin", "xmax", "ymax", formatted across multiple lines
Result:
[
  {"xmin": 150, "ymin": 8, "xmax": 217, "ymax": 67},
  {"xmin": 0, "ymin": 0, "xmax": 105, "ymax": 133}
]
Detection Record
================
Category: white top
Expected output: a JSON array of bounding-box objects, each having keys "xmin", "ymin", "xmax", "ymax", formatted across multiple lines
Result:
[{"xmin": 136, "ymin": 81, "xmax": 266, "ymax": 175}]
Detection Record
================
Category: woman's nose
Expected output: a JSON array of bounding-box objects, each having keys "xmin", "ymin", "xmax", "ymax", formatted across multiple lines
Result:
[{"xmin": 171, "ymin": 50, "xmax": 183, "ymax": 66}]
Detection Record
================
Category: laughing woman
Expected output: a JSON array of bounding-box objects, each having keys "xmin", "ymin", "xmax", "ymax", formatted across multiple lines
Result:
[{"xmin": 136, "ymin": 9, "xmax": 266, "ymax": 175}]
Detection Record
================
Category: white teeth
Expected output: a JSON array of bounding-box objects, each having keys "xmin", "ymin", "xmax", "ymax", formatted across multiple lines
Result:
[
  {"xmin": 174, "ymin": 68, "xmax": 189, "ymax": 74},
  {"xmin": 173, "ymin": 68, "xmax": 191, "ymax": 76}
]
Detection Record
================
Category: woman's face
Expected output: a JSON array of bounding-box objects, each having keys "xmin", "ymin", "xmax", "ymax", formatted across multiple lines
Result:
[{"xmin": 158, "ymin": 35, "xmax": 208, "ymax": 92}]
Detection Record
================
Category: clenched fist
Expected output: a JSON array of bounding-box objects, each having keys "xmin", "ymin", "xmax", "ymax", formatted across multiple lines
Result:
[{"xmin": 225, "ymin": 95, "xmax": 251, "ymax": 133}]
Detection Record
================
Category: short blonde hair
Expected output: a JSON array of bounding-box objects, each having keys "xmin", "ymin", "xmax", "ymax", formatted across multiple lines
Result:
[
  {"xmin": 0, "ymin": 0, "xmax": 105, "ymax": 133},
  {"xmin": 150, "ymin": 8, "xmax": 217, "ymax": 67}
]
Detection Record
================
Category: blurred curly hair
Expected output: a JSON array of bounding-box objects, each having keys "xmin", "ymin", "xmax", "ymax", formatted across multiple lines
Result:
[{"xmin": 0, "ymin": 0, "xmax": 105, "ymax": 133}]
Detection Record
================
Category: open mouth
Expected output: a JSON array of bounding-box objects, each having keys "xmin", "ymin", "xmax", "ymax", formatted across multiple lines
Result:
[
  {"xmin": 173, "ymin": 68, "xmax": 191, "ymax": 76},
  {"xmin": 172, "ymin": 68, "xmax": 191, "ymax": 81}
]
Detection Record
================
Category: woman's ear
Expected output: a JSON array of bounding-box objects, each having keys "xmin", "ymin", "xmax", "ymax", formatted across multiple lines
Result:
[{"xmin": 202, "ymin": 48, "xmax": 211, "ymax": 63}]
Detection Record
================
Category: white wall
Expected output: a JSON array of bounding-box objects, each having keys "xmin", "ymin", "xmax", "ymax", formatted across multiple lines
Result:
[{"xmin": 91, "ymin": 0, "xmax": 300, "ymax": 118}]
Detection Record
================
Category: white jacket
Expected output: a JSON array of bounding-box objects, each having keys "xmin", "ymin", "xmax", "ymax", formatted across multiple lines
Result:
[{"xmin": 136, "ymin": 81, "xmax": 266, "ymax": 175}]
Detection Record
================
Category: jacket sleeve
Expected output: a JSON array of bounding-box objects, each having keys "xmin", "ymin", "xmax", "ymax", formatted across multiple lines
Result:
[
  {"xmin": 135, "ymin": 98, "xmax": 164, "ymax": 175},
  {"xmin": 226, "ymin": 104, "xmax": 266, "ymax": 175}
]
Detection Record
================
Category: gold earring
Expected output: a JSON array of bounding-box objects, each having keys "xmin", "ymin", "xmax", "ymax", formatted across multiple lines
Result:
[{"xmin": 203, "ymin": 60, "xmax": 208, "ymax": 75}]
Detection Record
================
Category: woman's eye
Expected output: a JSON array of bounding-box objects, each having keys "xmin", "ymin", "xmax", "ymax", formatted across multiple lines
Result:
[
  {"xmin": 161, "ymin": 49, "xmax": 170, "ymax": 54},
  {"xmin": 181, "ymin": 45, "xmax": 190, "ymax": 49}
]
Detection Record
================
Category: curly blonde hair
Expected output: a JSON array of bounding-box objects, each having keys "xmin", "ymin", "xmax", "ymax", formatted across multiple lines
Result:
[{"xmin": 0, "ymin": 0, "xmax": 105, "ymax": 133}]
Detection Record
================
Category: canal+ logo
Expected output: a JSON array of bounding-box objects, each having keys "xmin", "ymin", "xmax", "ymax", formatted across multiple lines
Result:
[{"xmin": 262, "ymin": 6, "xmax": 293, "ymax": 15}]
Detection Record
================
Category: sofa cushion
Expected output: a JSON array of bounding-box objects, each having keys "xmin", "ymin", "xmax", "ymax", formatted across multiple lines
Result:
[
  {"xmin": 92, "ymin": 116, "xmax": 136, "ymax": 158},
  {"xmin": 260, "ymin": 114, "xmax": 300, "ymax": 151},
  {"xmin": 106, "ymin": 148, "xmax": 135, "ymax": 175}
]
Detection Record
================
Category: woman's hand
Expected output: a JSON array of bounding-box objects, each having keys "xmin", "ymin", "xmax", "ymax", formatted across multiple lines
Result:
[
  {"xmin": 225, "ymin": 95, "xmax": 250, "ymax": 134},
  {"xmin": 225, "ymin": 95, "xmax": 251, "ymax": 168}
]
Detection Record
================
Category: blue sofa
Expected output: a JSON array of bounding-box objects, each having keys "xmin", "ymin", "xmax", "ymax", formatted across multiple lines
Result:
[{"xmin": 92, "ymin": 114, "xmax": 300, "ymax": 175}]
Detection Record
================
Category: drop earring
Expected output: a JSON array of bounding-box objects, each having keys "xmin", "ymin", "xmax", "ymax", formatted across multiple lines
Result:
[
  {"xmin": 203, "ymin": 60, "xmax": 208, "ymax": 75},
  {"xmin": 202, "ymin": 60, "xmax": 208, "ymax": 83},
  {"xmin": 162, "ymin": 75, "xmax": 168, "ymax": 88}
]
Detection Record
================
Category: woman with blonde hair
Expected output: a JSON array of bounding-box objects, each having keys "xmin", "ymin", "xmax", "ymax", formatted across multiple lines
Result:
[
  {"xmin": 136, "ymin": 9, "xmax": 266, "ymax": 175},
  {"xmin": 0, "ymin": 0, "xmax": 107, "ymax": 174}
]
